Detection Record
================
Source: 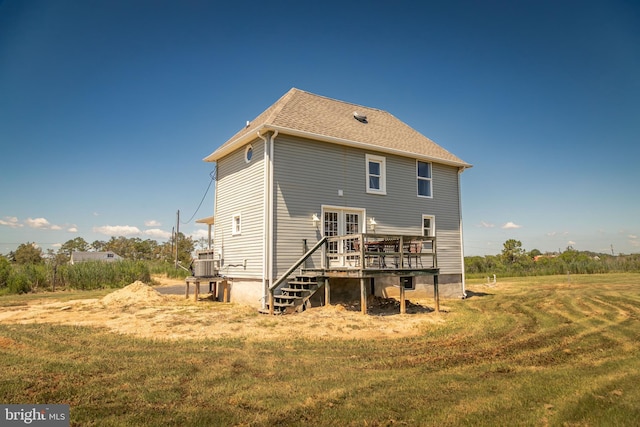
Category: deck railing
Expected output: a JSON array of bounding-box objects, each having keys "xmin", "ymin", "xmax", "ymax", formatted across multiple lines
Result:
[{"xmin": 322, "ymin": 233, "xmax": 436, "ymax": 270}]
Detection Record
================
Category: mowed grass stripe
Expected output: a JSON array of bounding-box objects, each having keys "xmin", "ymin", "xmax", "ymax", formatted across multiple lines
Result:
[{"xmin": 1, "ymin": 273, "xmax": 639, "ymax": 426}]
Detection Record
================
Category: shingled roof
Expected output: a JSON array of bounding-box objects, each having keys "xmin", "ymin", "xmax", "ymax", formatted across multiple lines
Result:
[{"xmin": 204, "ymin": 88, "xmax": 470, "ymax": 168}]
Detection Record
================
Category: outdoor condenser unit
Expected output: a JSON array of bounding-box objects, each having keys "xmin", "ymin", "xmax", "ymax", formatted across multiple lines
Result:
[{"xmin": 194, "ymin": 250, "xmax": 220, "ymax": 277}]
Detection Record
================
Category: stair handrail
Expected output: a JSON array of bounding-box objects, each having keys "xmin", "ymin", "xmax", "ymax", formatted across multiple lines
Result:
[
  {"xmin": 268, "ymin": 236, "xmax": 327, "ymax": 314},
  {"xmin": 270, "ymin": 236, "xmax": 327, "ymax": 292}
]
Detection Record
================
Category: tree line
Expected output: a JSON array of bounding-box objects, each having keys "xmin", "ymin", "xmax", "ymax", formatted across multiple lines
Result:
[
  {"xmin": 5, "ymin": 234, "xmax": 197, "ymax": 266},
  {"xmin": 466, "ymin": 239, "xmax": 640, "ymax": 277},
  {"xmin": 0, "ymin": 234, "xmax": 199, "ymax": 295}
]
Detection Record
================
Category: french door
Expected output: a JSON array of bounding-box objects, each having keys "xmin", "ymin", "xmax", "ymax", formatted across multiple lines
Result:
[{"xmin": 323, "ymin": 207, "xmax": 364, "ymax": 267}]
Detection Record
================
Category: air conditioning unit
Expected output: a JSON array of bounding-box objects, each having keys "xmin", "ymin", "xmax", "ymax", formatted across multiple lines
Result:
[
  {"xmin": 194, "ymin": 249, "xmax": 220, "ymax": 277},
  {"xmin": 194, "ymin": 258, "xmax": 220, "ymax": 277}
]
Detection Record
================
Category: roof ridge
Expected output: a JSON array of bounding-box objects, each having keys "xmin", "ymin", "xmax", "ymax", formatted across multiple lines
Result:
[
  {"xmin": 205, "ymin": 88, "xmax": 470, "ymax": 168},
  {"xmin": 292, "ymin": 88, "xmax": 387, "ymax": 114}
]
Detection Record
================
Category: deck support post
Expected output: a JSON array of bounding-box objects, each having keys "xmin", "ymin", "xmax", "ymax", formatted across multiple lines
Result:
[
  {"xmin": 400, "ymin": 279, "xmax": 406, "ymax": 314},
  {"xmin": 360, "ymin": 278, "xmax": 367, "ymax": 315},
  {"xmin": 323, "ymin": 277, "xmax": 330, "ymax": 306},
  {"xmin": 268, "ymin": 289, "xmax": 274, "ymax": 315},
  {"xmin": 222, "ymin": 280, "xmax": 229, "ymax": 303},
  {"xmin": 434, "ymin": 275, "xmax": 440, "ymax": 313}
]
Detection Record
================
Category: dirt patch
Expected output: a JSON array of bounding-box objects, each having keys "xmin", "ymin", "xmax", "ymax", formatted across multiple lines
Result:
[
  {"xmin": 101, "ymin": 281, "xmax": 166, "ymax": 306},
  {"xmin": 0, "ymin": 277, "xmax": 446, "ymax": 341}
]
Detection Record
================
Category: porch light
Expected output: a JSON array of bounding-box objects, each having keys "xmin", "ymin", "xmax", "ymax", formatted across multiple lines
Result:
[
  {"xmin": 312, "ymin": 213, "xmax": 320, "ymax": 227},
  {"xmin": 369, "ymin": 217, "xmax": 377, "ymax": 232}
]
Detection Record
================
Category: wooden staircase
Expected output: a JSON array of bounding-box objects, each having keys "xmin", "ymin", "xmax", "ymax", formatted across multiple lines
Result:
[{"xmin": 260, "ymin": 274, "xmax": 321, "ymax": 315}]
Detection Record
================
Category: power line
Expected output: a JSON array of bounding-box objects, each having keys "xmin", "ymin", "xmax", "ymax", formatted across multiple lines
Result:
[{"xmin": 181, "ymin": 168, "xmax": 216, "ymax": 225}]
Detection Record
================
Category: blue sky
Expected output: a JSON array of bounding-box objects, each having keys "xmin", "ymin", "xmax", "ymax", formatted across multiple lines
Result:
[{"xmin": 1, "ymin": 0, "xmax": 638, "ymax": 256}]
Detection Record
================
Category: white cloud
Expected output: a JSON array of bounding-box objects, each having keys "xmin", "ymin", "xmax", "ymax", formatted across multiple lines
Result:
[
  {"xmin": 144, "ymin": 228, "xmax": 172, "ymax": 239},
  {"xmin": 67, "ymin": 227, "xmax": 78, "ymax": 233},
  {"xmin": 93, "ymin": 225, "xmax": 142, "ymax": 236},
  {"xmin": 52, "ymin": 243, "xmax": 62, "ymax": 248},
  {"xmin": 190, "ymin": 229, "xmax": 210, "ymax": 240},
  {"xmin": 568, "ymin": 240, "xmax": 576, "ymax": 246},
  {"xmin": 145, "ymin": 220, "xmax": 161, "ymax": 227},
  {"xmin": 502, "ymin": 222, "xmax": 522, "ymax": 229},
  {"xmin": 629, "ymin": 234, "xmax": 638, "ymax": 240},
  {"xmin": 0, "ymin": 216, "xmax": 23, "ymax": 228},
  {"xmin": 546, "ymin": 231, "xmax": 557, "ymax": 237},
  {"xmin": 25, "ymin": 217, "xmax": 51, "ymax": 229},
  {"xmin": 50, "ymin": 224, "xmax": 62, "ymax": 230},
  {"xmin": 479, "ymin": 221, "xmax": 495, "ymax": 228}
]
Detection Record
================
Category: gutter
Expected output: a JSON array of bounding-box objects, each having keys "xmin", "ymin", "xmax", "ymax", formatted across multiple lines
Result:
[{"xmin": 205, "ymin": 124, "xmax": 473, "ymax": 169}]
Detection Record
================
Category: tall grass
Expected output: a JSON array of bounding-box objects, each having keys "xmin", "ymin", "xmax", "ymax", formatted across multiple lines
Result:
[
  {"xmin": 148, "ymin": 262, "xmax": 191, "ymax": 280},
  {"xmin": 0, "ymin": 260, "xmax": 150, "ymax": 294},
  {"xmin": 466, "ymin": 252, "xmax": 640, "ymax": 278},
  {"xmin": 57, "ymin": 260, "xmax": 150, "ymax": 290}
]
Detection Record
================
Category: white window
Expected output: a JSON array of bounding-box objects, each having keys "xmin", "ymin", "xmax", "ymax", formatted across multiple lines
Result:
[
  {"xmin": 244, "ymin": 145, "xmax": 253, "ymax": 163},
  {"xmin": 366, "ymin": 154, "xmax": 386, "ymax": 195},
  {"xmin": 422, "ymin": 215, "xmax": 435, "ymax": 237},
  {"xmin": 422, "ymin": 215, "xmax": 435, "ymax": 253},
  {"xmin": 323, "ymin": 206, "xmax": 365, "ymax": 267},
  {"xmin": 232, "ymin": 213, "xmax": 241, "ymax": 235},
  {"xmin": 417, "ymin": 161, "xmax": 432, "ymax": 198}
]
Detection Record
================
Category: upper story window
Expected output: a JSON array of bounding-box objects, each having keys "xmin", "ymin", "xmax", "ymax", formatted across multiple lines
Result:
[
  {"xmin": 232, "ymin": 213, "xmax": 241, "ymax": 235},
  {"xmin": 245, "ymin": 145, "xmax": 253, "ymax": 163},
  {"xmin": 366, "ymin": 154, "xmax": 386, "ymax": 195},
  {"xmin": 417, "ymin": 161, "xmax": 432, "ymax": 198}
]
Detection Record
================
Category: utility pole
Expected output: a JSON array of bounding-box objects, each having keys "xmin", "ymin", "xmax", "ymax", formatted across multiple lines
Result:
[
  {"xmin": 175, "ymin": 210, "xmax": 180, "ymax": 268},
  {"xmin": 611, "ymin": 244, "xmax": 614, "ymax": 256},
  {"xmin": 171, "ymin": 226, "xmax": 175, "ymax": 263}
]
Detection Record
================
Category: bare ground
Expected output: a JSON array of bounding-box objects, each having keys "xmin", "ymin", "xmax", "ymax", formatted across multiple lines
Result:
[{"xmin": 0, "ymin": 276, "xmax": 447, "ymax": 341}]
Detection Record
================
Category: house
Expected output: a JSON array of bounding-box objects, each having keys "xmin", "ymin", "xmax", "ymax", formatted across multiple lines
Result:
[
  {"xmin": 70, "ymin": 251, "xmax": 122, "ymax": 264},
  {"xmin": 203, "ymin": 88, "xmax": 471, "ymax": 312}
]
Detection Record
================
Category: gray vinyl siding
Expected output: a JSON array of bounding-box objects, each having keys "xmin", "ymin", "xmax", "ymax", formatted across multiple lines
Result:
[
  {"xmin": 272, "ymin": 135, "xmax": 463, "ymax": 276},
  {"xmin": 213, "ymin": 138, "xmax": 265, "ymax": 278}
]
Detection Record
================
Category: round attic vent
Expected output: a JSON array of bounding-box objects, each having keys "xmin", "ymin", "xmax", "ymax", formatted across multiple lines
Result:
[{"xmin": 353, "ymin": 111, "xmax": 368, "ymax": 123}]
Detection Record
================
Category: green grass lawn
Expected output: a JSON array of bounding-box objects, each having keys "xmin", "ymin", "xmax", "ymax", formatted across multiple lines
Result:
[{"xmin": 1, "ymin": 273, "xmax": 639, "ymax": 426}]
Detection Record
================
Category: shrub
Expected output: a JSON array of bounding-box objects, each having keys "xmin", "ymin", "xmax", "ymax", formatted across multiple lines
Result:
[
  {"xmin": 0, "ymin": 257, "xmax": 11, "ymax": 289},
  {"xmin": 7, "ymin": 272, "xmax": 31, "ymax": 294}
]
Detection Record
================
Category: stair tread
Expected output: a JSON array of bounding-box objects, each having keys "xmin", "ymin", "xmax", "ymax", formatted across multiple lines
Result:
[
  {"xmin": 275, "ymin": 295, "xmax": 298, "ymax": 301},
  {"xmin": 273, "ymin": 301, "xmax": 295, "ymax": 307}
]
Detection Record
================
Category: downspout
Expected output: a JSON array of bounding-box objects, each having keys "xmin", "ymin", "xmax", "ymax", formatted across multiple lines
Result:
[
  {"xmin": 458, "ymin": 167, "xmax": 467, "ymax": 298},
  {"xmin": 258, "ymin": 130, "xmax": 278, "ymax": 308},
  {"xmin": 268, "ymin": 131, "xmax": 278, "ymax": 299},
  {"xmin": 257, "ymin": 131, "xmax": 269, "ymax": 307}
]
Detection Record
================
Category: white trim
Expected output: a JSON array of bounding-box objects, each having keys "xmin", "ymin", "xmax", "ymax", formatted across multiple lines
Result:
[
  {"xmin": 422, "ymin": 214, "xmax": 435, "ymax": 237},
  {"xmin": 321, "ymin": 205, "xmax": 366, "ymax": 268},
  {"xmin": 257, "ymin": 131, "xmax": 269, "ymax": 306},
  {"xmin": 320, "ymin": 205, "xmax": 367, "ymax": 234},
  {"xmin": 417, "ymin": 160, "xmax": 433, "ymax": 199},
  {"xmin": 365, "ymin": 154, "xmax": 386, "ymax": 195},
  {"xmin": 457, "ymin": 167, "xmax": 467, "ymax": 298},
  {"xmin": 204, "ymin": 124, "xmax": 473, "ymax": 169},
  {"xmin": 244, "ymin": 144, "xmax": 254, "ymax": 163},
  {"xmin": 231, "ymin": 213, "xmax": 242, "ymax": 235}
]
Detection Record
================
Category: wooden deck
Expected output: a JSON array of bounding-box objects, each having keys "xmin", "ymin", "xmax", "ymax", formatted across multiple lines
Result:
[
  {"xmin": 266, "ymin": 234, "xmax": 441, "ymax": 315},
  {"xmin": 318, "ymin": 233, "xmax": 437, "ymax": 277}
]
